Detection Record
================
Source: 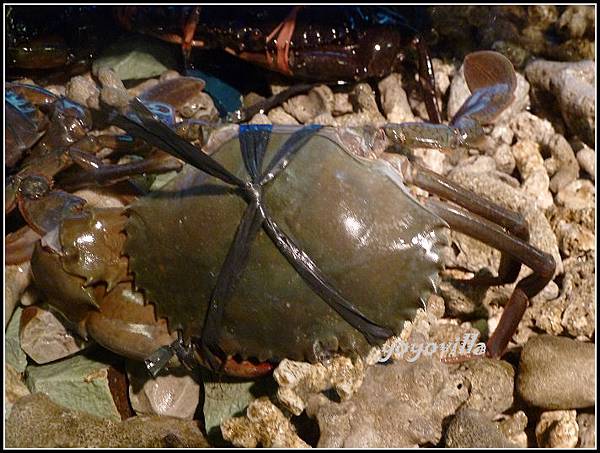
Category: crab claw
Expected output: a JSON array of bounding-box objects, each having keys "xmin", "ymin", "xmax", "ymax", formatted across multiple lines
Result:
[{"xmin": 451, "ymin": 50, "xmax": 517, "ymax": 127}]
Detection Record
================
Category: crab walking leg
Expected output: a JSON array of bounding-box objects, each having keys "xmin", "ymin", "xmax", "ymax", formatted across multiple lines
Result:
[
  {"xmin": 61, "ymin": 148, "xmax": 182, "ymax": 190},
  {"xmin": 410, "ymin": 165, "xmax": 528, "ymax": 286},
  {"xmin": 425, "ymin": 199, "xmax": 555, "ymax": 358},
  {"xmin": 385, "ymin": 50, "xmax": 517, "ymax": 150}
]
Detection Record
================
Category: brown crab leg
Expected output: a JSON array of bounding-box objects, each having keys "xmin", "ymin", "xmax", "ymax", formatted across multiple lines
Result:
[
  {"xmin": 424, "ymin": 199, "xmax": 555, "ymax": 358},
  {"xmin": 60, "ymin": 148, "xmax": 182, "ymax": 190},
  {"xmin": 410, "ymin": 165, "xmax": 528, "ymax": 286}
]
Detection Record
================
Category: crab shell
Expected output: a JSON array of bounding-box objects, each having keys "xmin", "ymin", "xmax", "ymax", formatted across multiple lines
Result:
[{"xmin": 125, "ymin": 125, "xmax": 447, "ymax": 363}]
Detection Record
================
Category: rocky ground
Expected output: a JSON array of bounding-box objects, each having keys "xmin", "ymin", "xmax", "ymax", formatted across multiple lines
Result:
[{"xmin": 5, "ymin": 5, "xmax": 595, "ymax": 448}]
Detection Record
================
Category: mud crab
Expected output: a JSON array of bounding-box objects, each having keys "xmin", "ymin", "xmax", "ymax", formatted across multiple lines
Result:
[{"xmin": 23, "ymin": 51, "xmax": 555, "ymax": 379}]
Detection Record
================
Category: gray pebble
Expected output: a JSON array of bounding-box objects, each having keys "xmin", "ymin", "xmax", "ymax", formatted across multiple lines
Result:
[{"xmin": 517, "ymin": 335, "xmax": 595, "ymax": 409}]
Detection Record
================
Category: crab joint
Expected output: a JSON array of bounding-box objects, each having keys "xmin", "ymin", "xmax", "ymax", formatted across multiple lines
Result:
[{"xmin": 144, "ymin": 333, "xmax": 196, "ymax": 377}]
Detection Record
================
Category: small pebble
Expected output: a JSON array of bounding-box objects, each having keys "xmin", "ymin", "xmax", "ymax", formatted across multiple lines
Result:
[
  {"xmin": 535, "ymin": 410, "xmax": 579, "ymax": 448},
  {"xmin": 576, "ymin": 144, "xmax": 595, "ymax": 179},
  {"xmin": 127, "ymin": 361, "xmax": 200, "ymax": 420}
]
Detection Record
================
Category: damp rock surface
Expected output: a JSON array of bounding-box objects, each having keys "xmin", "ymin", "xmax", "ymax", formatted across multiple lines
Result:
[{"xmin": 5, "ymin": 393, "xmax": 209, "ymax": 448}]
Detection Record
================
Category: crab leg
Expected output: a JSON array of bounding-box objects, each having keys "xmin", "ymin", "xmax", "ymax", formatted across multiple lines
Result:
[
  {"xmin": 410, "ymin": 165, "xmax": 528, "ymax": 286},
  {"xmin": 385, "ymin": 50, "xmax": 517, "ymax": 151},
  {"xmin": 59, "ymin": 148, "xmax": 182, "ymax": 190},
  {"xmin": 424, "ymin": 199, "xmax": 555, "ymax": 358}
]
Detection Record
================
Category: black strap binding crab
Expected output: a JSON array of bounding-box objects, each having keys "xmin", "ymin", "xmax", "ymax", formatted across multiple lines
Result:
[{"xmin": 109, "ymin": 99, "xmax": 393, "ymax": 376}]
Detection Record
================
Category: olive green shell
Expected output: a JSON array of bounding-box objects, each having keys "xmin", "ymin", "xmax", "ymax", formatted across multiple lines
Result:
[{"xmin": 125, "ymin": 127, "xmax": 447, "ymax": 362}]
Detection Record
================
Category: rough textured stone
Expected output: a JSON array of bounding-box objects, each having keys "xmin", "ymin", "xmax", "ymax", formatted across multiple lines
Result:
[
  {"xmin": 65, "ymin": 74, "xmax": 100, "ymax": 108},
  {"xmin": 576, "ymin": 413, "xmax": 595, "ymax": 448},
  {"xmin": 575, "ymin": 143, "xmax": 595, "ymax": 179},
  {"xmin": 221, "ymin": 397, "xmax": 309, "ymax": 448},
  {"xmin": 451, "ymin": 358, "xmax": 515, "ymax": 416},
  {"xmin": 282, "ymin": 85, "xmax": 332, "ymax": 123},
  {"xmin": 444, "ymin": 409, "xmax": 516, "ymax": 448},
  {"xmin": 6, "ymin": 393, "xmax": 209, "ymax": 448},
  {"xmin": 555, "ymin": 179, "xmax": 595, "ymax": 210},
  {"xmin": 202, "ymin": 372, "xmax": 274, "ymax": 441},
  {"xmin": 498, "ymin": 411, "xmax": 529, "ymax": 448},
  {"xmin": 5, "ymin": 363, "xmax": 31, "ymax": 420},
  {"xmin": 511, "ymin": 140, "xmax": 553, "ymax": 209},
  {"xmin": 92, "ymin": 35, "xmax": 178, "ymax": 81},
  {"xmin": 557, "ymin": 6, "xmax": 595, "ymax": 39},
  {"xmin": 19, "ymin": 305, "xmax": 89, "ymax": 364},
  {"xmin": 510, "ymin": 111, "xmax": 579, "ymax": 192},
  {"xmin": 314, "ymin": 356, "xmax": 467, "ymax": 447},
  {"xmin": 6, "ymin": 306, "xmax": 28, "ymax": 373},
  {"xmin": 274, "ymin": 356, "xmax": 364, "ymax": 416},
  {"xmin": 517, "ymin": 335, "xmax": 595, "ymax": 409},
  {"xmin": 525, "ymin": 59, "xmax": 595, "ymax": 147},
  {"xmin": 559, "ymin": 253, "xmax": 595, "ymax": 339},
  {"xmin": 25, "ymin": 352, "xmax": 129, "ymax": 421},
  {"xmin": 378, "ymin": 73, "xmax": 416, "ymax": 123},
  {"xmin": 547, "ymin": 206, "xmax": 594, "ymax": 257},
  {"xmin": 535, "ymin": 410, "xmax": 579, "ymax": 448}
]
